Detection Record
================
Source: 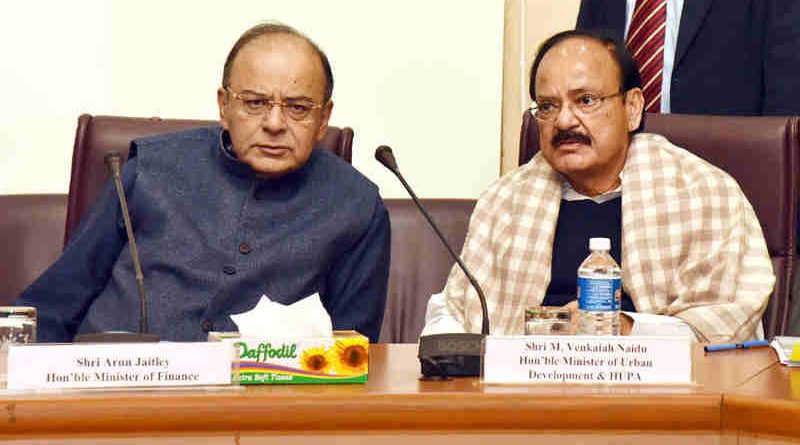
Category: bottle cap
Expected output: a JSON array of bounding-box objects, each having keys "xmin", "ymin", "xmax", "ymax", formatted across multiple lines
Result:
[{"xmin": 589, "ymin": 237, "xmax": 611, "ymax": 251}]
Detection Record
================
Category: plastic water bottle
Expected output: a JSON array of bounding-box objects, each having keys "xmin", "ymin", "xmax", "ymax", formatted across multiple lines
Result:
[{"xmin": 577, "ymin": 237, "xmax": 621, "ymax": 335}]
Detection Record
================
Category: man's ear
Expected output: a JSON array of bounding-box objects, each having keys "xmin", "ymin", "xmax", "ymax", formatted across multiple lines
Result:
[
  {"xmin": 624, "ymin": 87, "xmax": 645, "ymax": 132},
  {"xmin": 217, "ymin": 87, "xmax": 230, "ymax": 130},
  {"xmin": 315, "ymin": 100, "xmax": 334, "ymax": 143}
]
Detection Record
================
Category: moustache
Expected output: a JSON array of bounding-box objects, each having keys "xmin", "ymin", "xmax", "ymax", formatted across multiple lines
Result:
[{"xmin": 552, "ymin": 130, "xmax": 591, "ymax": 147}]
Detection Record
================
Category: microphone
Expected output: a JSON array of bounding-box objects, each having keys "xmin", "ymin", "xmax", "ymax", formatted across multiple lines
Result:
[
  {"xmin": 375, "ymin": 145, "xmax": 488, "ymax": 378},
  {"xmin": 73, "ymin": 153, "xmax": 159, "ymax": 343}
]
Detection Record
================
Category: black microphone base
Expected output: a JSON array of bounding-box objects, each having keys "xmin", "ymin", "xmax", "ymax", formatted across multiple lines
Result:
[
  {"xmin": 418, "ymin": 333, "xmax": 485, "ymax": 378},
  {"xmin": 74, "ymin": 332, "xmax": 160, "ymax": 343}
]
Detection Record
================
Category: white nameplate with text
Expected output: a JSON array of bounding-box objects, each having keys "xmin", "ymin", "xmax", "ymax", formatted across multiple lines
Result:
[
  {"xmin": 482, "ymin": 335, "xmax": 692, "ymax": 385},
  {"xmin": 6, "ymin": 342, "xmax": 235, "ymax": 390}
]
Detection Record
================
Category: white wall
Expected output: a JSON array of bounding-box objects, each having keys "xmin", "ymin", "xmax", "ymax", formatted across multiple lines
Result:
[
  {"xmin": 501, "ymin": 0, "xmax": 580, "ymax": 174},
  {"xmin": 0, "ymin": 0, "xmax": 504, "ymax": 199}
]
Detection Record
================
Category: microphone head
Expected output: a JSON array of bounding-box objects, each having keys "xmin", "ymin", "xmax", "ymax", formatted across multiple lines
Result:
[{"xmin": 374, "ymin": 145, "xmax": 399, "ymax": 172}]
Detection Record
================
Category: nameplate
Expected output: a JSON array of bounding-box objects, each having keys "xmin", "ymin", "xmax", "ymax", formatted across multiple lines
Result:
[
  {"xmin": 6, "ymin": 342, "xmax": 234, "ymax": 390},
  {"xmin": 482, "ymin": 335, "xmax": 692, "ymax": 385}
]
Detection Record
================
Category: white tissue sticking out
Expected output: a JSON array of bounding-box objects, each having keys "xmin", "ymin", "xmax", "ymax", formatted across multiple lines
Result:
[{"xmin": 230, "ymin": 294, "xmax": 333, "ymax": 339}]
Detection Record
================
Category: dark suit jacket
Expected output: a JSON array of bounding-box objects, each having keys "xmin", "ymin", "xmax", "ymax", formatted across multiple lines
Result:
[{"xmin": 576, "ymin": 0, "xmax": 800, "ymax": 115}]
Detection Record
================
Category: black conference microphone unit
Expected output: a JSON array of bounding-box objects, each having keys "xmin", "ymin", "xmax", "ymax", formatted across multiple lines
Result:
[
  {"xmin": 73, "ymin": 153, "xmax": 159, "ymax": 343},
  {"xmin": 375, "ymin": 145, "xmax": 488, "ymax": 379}
]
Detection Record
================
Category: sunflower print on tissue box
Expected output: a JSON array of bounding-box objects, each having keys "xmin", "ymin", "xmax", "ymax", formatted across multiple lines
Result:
[{"xmin": 209, "ymin": 331, "xmax": 369, "ymax": 384}]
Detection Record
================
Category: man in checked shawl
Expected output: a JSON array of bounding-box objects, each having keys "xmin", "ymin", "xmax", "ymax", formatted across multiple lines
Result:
[{"xmin": 423, "ymin": 30, "xmax": 774, "ymax": 342}]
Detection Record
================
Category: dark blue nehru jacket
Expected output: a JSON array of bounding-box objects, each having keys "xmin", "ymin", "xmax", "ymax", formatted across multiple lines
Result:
[{"xmin": 18, "ymin": 127, "xmax": 391, "ymax": 342}]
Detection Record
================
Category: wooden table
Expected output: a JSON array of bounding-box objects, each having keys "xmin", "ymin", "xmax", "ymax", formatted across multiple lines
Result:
[
  {"xmin": 0, "ymin": 343, "xmax": 796, "ymax": 444},
  {"xmin": 724, "ymin": 357, "xmax": 800, "ymax": 440}
]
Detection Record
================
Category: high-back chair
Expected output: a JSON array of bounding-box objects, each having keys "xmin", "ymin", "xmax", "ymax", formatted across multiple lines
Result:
[
  {"xmin": 519, "ymin": 111, "xmax": 800, "ymax": 338},
  {"xmin": 64, "ymin": 114, "xmax": 354, "ymax": 244},
  {"xmin": 0, "ymin": 194, "xmax": 67, "ymax": 304},
  {"xmin": 379, "ymin": 199, "xmax": 476, "ymax": 343}
]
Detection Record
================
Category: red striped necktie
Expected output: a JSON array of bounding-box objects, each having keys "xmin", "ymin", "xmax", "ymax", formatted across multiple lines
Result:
[{"xmin": 626, "ymin": 0, "xmax": 667, "ymax": 113}]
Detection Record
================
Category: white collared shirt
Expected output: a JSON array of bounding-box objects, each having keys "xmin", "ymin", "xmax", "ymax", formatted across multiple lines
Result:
[{"xmin": 561, "ymin": 177, "xmax": 622, "ymax": 204}]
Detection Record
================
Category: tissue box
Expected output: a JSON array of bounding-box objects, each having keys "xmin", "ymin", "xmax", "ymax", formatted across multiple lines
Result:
[{"xmin": 208, "ymin": 330, "xmax": 369, "ymax": 384}]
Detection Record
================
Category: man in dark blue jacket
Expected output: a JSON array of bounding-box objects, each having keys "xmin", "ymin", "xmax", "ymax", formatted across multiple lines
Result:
[{"xmin": 18, "ymin": 23, "xmax": 391, "ymax": 343}]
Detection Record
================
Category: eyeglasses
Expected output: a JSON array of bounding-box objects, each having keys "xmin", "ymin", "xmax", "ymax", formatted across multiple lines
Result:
[
  {"xmin": 224, "ymin": 86, "xmax": 326, "ymax": 122},
  {"xmin": 530, "ymin": 91, "xmax": 624, "ymax": 121}
]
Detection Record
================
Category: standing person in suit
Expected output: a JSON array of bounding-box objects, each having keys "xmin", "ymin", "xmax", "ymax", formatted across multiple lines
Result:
[{"xmin": 576, "ymin": 0, "xmax": 800, "ymax": 115}]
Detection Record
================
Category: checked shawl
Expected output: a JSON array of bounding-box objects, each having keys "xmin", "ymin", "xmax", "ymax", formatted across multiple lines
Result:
[{"xmin": 439, "ymin": 133, "xmax": 774, "ymax": 342}]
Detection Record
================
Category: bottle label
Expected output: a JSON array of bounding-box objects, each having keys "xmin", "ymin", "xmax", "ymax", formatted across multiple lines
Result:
[{"xmin": 577, "ymin": 277, "xmax": 621, "ymax": 311}]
